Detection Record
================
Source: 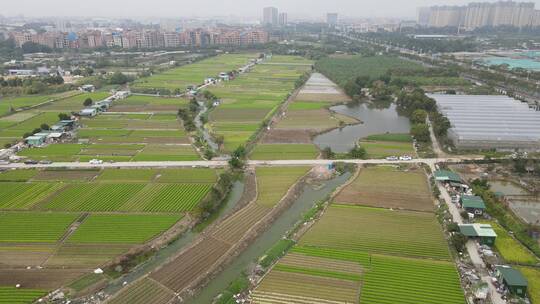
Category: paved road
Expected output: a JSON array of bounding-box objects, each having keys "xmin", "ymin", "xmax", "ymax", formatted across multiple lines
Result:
[{"xmin": 0, "ymin": 157, "xmax": 476, "ymax": 170}]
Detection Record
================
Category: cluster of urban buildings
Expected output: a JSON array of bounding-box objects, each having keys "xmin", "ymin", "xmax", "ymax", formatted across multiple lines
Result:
[
  {"xmin": 418, "ymin": 1, "xmax": 540, "ymax": 29},
  {"xmin": 8, "ymin": 27, "xmax": 272, "ymax": 50},
  {"xmin": 262, "ymin": 7, "xmax": 288, "ymax": 27}
]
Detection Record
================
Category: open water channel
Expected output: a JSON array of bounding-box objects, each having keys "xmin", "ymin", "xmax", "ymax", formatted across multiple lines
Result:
[
  {"xmin": 313, "ymin": 102, "xmax": 410, "ymax": 153},
  {"xmin": 188, "ymin": 172, "xmax": 352, "ymax": 303}
]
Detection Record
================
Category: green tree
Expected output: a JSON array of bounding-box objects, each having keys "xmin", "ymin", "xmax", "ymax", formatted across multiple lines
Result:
[
  {"xmin": 411, "ymin": 123, "xmax": 430, "ymax": 142},
  {"xmin": 83, "ymin": 98, "xmax": 93, "ymax": 106},
  {"xmin": 58, "ymin": 113, "xmax": 70, "ymax": 120},
  {"xmin": 40, "ymin": 124, "xmax": 50, "ymax": 130},
  {"xmin": 411, "ymin": 109, "xmax": 428, "ymax": 124},
  {"xmin": 348, "ymin": 145, "xmax": 367, "ymax": 159}
]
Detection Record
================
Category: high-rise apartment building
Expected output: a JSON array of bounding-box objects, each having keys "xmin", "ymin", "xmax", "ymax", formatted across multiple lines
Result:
[
  {"xmin": 417, "ymin": 7, "xmax": 432, "ymax": 26},
  {"xmin": 419, "ymin": 1, "xmax": 539, "ymax": 29},
  {"xmin": 263, "ymin": 7, "xmax": 279, "ymax": 26},
  {"xmin": 326, "ymin": 13, "xmax": 338, "ymax": 25},
  {"xmin": 279, "ymin": 12, "xmax": 288, "ymax": 26}
]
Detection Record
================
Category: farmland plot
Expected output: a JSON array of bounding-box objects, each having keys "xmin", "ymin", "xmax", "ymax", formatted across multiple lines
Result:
[
  {"xmin": 68, "ymin": 214, "xmax": 180, "ymax": 244},
  {"xmin": 0, "ymin": 287, "xmax": 45, "ymax": 304},
  {"xmin": 334, "ymin": 166, "xmax": 433, "ymax": 212},
  {"xmin": 250, "ymin": 144, "xmax": 319, "ymax": 160},
  {"xmin": 252, "ymin": 270, "xmax": 360, "ymax": 304},
  {"xmin": 207, "ymin": 56, "xmax": 313, "ymax": 151},
  {"xmin": 255, "ymin": 166, "xmax": 310, "ymax": 207},
  {"xmin": 45, "ymin": 183, "xmax": 146, "ymax": 211},
  {"xmin": 0, "ymin": 212, "xmax": 78, "ymax": 243},
  {"xmin": 0, "ymin": 268, "xmax": 86, "ymax": 289},
  {"xmin": 299, "ymin": 205, "xmax": 450, "ymax": 260},
  {"xmin": 45, "ymin": 243, "xmax": 131, "ymax": 267},
  {"xmin": 107, "ymin": 278, "xmax": 174, "ymax": 304},
  {"xmin": 133, "ymin": 53, "xmax": 256, "ymax": 91},
  {"xmin": 148, "ymin": 166, "xmax": 308, "ymax": 294},
  {"xmin": 0, "ymin": 169, "xmax": 37, "ymax": 181},
  {"xmin": 361, "ymin": 255, "xmax": 465, "ymax": 304},
  {"xmin": 0, "ymin": 183, "xmax": 63, "ymax": 210}
]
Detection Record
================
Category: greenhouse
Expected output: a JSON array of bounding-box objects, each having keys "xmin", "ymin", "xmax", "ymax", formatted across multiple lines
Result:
[{"xmin": 428, "ymin": 94, "xmax": 540, "ymax": 150}]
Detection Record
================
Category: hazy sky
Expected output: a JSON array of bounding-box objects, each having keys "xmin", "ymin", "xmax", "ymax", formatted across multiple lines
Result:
[{"xmin": 4, "ymin": 0, "xmax": 540, "ymax": 19}]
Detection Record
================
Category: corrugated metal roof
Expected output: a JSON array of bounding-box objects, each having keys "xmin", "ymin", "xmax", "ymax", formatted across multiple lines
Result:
[
  {"xmin": 434, "ymin": 170, "xmax": 462, "ymax": 182},
  {"xmin": 461, "ymin": 195, "xmax": 486, "ymax": 209},
  {"xmin": 496, "ymin": 266, "xmax": 528, "ymax": 287},
  {"xmin": 459, "ymin": 224, "xmax": 497, "ymax": 237}
]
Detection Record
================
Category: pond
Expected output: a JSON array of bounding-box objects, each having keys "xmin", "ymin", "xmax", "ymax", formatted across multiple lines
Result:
[
  {"xmin": 490, "ymin": 180, "xmax": 529, "ymax": 196},
  {"xmin": 509, "ymin": 200, "xmax": 540, "ymax": 225},
  {"xmin": 313, "ymin": 102, "xmax": 410, "ymax": 153}
]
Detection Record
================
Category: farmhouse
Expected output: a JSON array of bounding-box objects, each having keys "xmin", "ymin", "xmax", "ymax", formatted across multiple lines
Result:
[
  {"xmin": 460, "ymin": 195, "xmax": 486, "ymax": 216},
  {"xmin": 435, "ymin": 169, "xmax": 468, "ymax": 190},
  {"xmin": 79, "ymin": 108, "xmax": 98, "ymax": 117},
  {"xmin": 80, "ymin": 84, "xmax": 95, "ymax": 92},
  {"xmin": 25, "ymin": 134, "xmax": 47, "ymax": 146},
  {"xmin": 435, "ymin": 170, "xmax": 462, "ymax": 183},
  {"xmin": 495, "ymin": 265, "xmax": 528, "ymax": 297},
  {"xmin": 218, "ymin": 72, "xmax": 230, "ymax": 81},
  {"xmin": 459, "ymin": 223, "xmax": 497, "ymax": 246}
]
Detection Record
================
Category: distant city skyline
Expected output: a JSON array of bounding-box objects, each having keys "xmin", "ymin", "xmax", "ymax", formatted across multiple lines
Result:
[{"xmin": 3, "ymin": 0, "xmax": 540, "ymax": 19}]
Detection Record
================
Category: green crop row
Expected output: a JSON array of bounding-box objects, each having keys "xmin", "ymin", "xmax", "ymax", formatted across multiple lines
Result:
[
  {"xmin": 0, "ymin": 287, "xmax": 46, "ymax": 304},
  {"xmin": 68, "ymin": 214, "xmax": 181, "ymax": 244},
  {"xmin": 44, "ymin": 182, "xmax": 211, "ymax": 212},
  {"xmin": 0, "ymin": 212, "xmax": 79, "ymax": 243},
  {"xmin": 274, "ymin": 264, "xmax": 361, "ymax": 281}
]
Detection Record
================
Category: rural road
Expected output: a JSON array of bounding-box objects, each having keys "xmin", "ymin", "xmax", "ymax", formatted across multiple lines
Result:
[
  {"xmin": 0, "ymin": 157, "xmax": 479, "ymax": 169},
  {"xmin": 431, "ymin": 163, "xmax": 506, "ymax": 304}
]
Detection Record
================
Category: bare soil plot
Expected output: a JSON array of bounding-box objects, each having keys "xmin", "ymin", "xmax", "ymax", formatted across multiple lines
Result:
[
  {"xmin": 252, "ymin": 270, "xmax": 360, "ymax": 304},
  {"xmin": 211, "ymin": 203, "xmax": 270, "ymax": 244},
  {"xmin": 33, "ymin": 170, "xmax": 100, "ymax": 182},
  {"xmin": 262, "ymin": 129, "xmax": 314, "ymax": 144},
  {"xmin": 107, "ymin": 278, "xmax": 174, "ymax": 304},
  {"xmin": 0, "ymin": 244, "xmax": 54, "ymax": 267},
  {"xmin": 334, "ymin": 166, "xmax": 433, "ymax": 212},
  {"xmin": 0, "ymin": 268, "xmax": 87, "ymax": 289},
  {"xmin": 150, "ymin": 237, "xmax": 231, "ymax": 292},
  {"xmin": 277, "ymin": 109, "xmax": 355, "ymax": 131},
  {"xmin": 45, "ymin": 244, "xmax": 131, "ymax": 268},
  {"xmin": 250, "ymin": 144, "xmax": 319, "ymax": 160}
]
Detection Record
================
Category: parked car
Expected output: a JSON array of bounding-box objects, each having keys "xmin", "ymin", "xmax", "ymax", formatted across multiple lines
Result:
[
  {"xmin": 38, "ymin": 160, "xmax": 52, "ymax": 164},
  {"xmin": 399, "ymin": 155, "xmax": 413, "ymax": 161},
  {"xmin": 24, "ymin": 160, "xmax": 38, "ymax": 165},
  {"xmin": 385, "ymin": 156, "xmax": 399, "ymax": 161},
  {"xmin": 89, "ymin": 159, "xmax": 103, "ymax": 165}
]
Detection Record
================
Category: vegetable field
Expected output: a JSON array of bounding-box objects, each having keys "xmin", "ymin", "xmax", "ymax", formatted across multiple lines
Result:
[
  {"xmin": 0, "ymin": 287, "xmax": 45, "ymax": 304},
  {"xmin": 207, "ymin": 55, "xmax": 313, "ymax": 151},
  {"xmin": 361, "ymin": 255, "xmax": 464, "ymax": 304},
  {"xmin": 0, "ymin": 212, "xmax": 78, "ymax": 243},
  {"xmin": 299, "ymin": 205, "xmax": 450, "ymax": 260},
  {"xmin": 68, "ymin": 214, "xmax": 181, "ymax": 244},
  {"xmin": 255, "ymin": 166, "xmax": 310, "ymax": 207},
  {"xmin": 253, "ymin": 164, "xmax": 464, "ymax": 304}
]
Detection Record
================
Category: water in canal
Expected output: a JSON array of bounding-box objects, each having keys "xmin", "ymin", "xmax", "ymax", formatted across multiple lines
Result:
[
  {"xmin": 313, "ymin": 102, "xmax": 410, "ymax": 153},
  {"xmin": 187, "ymin": 172, "xmax": 352, "ymax": 303}
]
